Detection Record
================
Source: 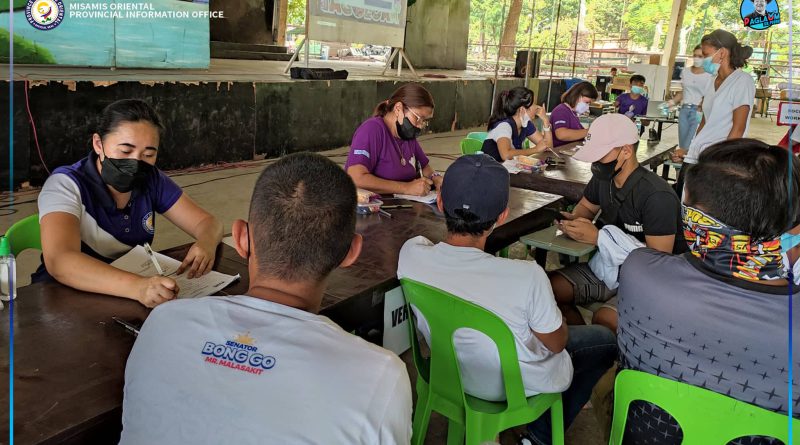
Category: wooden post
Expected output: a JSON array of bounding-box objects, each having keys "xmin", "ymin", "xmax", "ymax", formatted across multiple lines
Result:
[
  {"xmin": 276, "ymin": 0, "xmax": 288, "ymax": 46},
  {"xmin": 660, "ymin": 0, "xmax": 689, "ymax": 100}
]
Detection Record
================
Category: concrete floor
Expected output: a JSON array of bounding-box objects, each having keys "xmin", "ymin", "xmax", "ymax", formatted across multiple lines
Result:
[{"xmin": 0, "ymin": 114, "xmax": 784, "ymax": 444}]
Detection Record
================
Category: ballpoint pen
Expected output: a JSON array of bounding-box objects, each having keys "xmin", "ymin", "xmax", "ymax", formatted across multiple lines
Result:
[
  {"xmin": 143, "ymin": 242, "xmax": 165, "ymax": 276},
  {"xmin": 112, "ymin": 316, "xmax": 141, "ymax": 336},
  {"xmin": 592, "ymin": 209, "xmax": 603, "ymax": 224}
]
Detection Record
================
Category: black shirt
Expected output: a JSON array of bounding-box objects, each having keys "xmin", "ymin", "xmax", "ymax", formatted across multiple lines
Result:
[{"xmin": 583, "ymin": 166, "xmax": 686, "ymax": 254}]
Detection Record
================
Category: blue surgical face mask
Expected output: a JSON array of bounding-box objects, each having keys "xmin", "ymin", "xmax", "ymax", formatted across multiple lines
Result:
[
  {"xmin": 631, "ymin": 86, "xmax": 645, "ymax": 95},
  {"xmin": 702, "ymin": 49, "xmax": 721, "ymax": 75},
  {"xmin": 780, "ymin": 232, "xmax": 800, "ymax": 253}
]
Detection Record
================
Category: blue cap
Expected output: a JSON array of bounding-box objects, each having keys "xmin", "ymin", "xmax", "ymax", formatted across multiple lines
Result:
[{"xmin": 441, "ymin": 154, "xmax": 510, "ymax": 224}]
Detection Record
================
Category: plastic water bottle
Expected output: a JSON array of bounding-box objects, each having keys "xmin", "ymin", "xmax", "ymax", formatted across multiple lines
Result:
[
  {"xmin": 636, "ymin": 120, "xmax": 642, "ymax": 135},
  {"xmin": 0, "ymin": 236, "xmax": 17, "ymax": 303}
]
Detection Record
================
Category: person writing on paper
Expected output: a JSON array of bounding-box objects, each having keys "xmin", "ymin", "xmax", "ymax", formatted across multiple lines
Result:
[
  {"xmin": 36, "ymin": 99, "xmax": 223, "ymax": 307},
  {"xmin": 480, "ymin": 86, "xmax": 553, "ymax": 162},
  {"xmin": 550, "ymin": 81, "xmax": 599, "ymax": 147},
  {"xmin": 671, "ymin": 29, "xmax": 755, "ymax": 197},
  {"xmin": 345, "ymin": 83, "xmax": 442, "ymax": 196},
  {"xmin": 667, "ymin": 45, "xmax": 714, "ymax": 153},
  {"xmin": 121, "ymin": 153, "xmax": 412, "ymax": 444},
  {"xmin": 548, "ymin": 114, "xmax": 683, "ymax": 332}
]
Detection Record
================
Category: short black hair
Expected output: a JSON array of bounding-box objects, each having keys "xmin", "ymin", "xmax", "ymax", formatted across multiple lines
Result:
[
  {"xmin": 97, "ymin": 99, "xmax": 164, "ymax": 139},
  {"xmin": 684, "ymin": 139, "xmax": 800, "ymax": 241},
  {"xmin": 445, "ymin": 209, "xmax": 497, "ymax": 237},
  {"xmin": 630, "ymin": 75, "xmax": 646, "ymax": 84},
  {"xmin": 248, "ymin": 152, "xmax": 356, "ymax": 282}
]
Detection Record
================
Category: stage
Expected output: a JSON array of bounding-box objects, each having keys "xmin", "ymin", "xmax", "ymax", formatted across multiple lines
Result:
[{"xmin": 1, "ymin": 58, "xmax": 552, "ymax": 188}]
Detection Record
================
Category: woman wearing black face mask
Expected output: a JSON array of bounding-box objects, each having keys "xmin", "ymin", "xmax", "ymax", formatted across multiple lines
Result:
[
  {"xmin": 36, "ymin": 99, "xmax": 223, "ymax": 308},
  {"xmin": 345, "ymin": 83, "xmax": 442, "ymax": 196}
]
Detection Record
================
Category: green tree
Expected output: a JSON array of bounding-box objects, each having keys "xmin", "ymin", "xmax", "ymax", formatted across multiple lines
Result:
[{"xmin": 288, "ymin": 0, "xmax": 305, "ymax": 26}]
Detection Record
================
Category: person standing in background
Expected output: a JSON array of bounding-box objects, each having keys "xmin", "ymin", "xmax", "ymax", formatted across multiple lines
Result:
[
  {"xmin": 672, "ymin": 29, "xmax": 755, "ymax": 197},
  {"xmin": 668, "ymin": 45, "xmax": 714, "ymax": 155}
]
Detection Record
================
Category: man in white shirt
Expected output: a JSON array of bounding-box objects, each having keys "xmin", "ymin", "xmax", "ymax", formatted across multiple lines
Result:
[
  {"xmin": 121, "ymin": 153, "xmax": 412, "ymax": 445},
  {"xmin": 397, "ymin": 154, "xmax": 616, "ymax": 445}
]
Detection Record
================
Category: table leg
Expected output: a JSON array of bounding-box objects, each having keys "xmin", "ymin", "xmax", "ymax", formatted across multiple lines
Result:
[{"xmin": 534, "ymin": 248, "xmax": 548, "ymax": 268}]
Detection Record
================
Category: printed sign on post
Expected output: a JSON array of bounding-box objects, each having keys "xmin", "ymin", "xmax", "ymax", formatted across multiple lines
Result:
[
  {"xmin": 382, "ymin": 286, "xmax": 411, "ymax": 355},
  {"xmin": 777, "ymin": 102, "xmax": 800, "ymax": 126}
]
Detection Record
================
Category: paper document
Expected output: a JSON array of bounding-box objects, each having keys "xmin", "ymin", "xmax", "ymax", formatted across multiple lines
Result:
[
  {"xmin": 393, "ymin": 191, "xmax": 437, "ymax": 204},
  {"xmin": 502, "ymin": 160, "xmax": 522, "ymax": 174},
  {"xmin": 111, "ymin": 245, "xmax": 239, "ymax": 299}
]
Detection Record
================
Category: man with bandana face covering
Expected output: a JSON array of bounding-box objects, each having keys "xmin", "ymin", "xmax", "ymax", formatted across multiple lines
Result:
[
  {"xmin": 615, "ymin": 139, "xmax": 800, "ymax": 444},
  {"xmin": 36, "ymin": 99, "xmax": 222, "ymax": 308},
  {"xmin": 547, "ymin": 114, "xmax": 684, "ymax": 333}
]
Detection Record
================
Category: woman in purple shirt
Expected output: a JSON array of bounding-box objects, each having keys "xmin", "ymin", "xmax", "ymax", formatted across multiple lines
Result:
[
  {"xmin": 550, "ymin": 82, "xmax": 598, "ymax": 147},
  {"xmin": 345, "ymin": 83, "xmax": 442, "ymax": 196}
]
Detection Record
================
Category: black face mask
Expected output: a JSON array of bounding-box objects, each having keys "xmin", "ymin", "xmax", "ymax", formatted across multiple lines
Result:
[
  {"xmin": 590, "ymin": 150, "xmax": 625, "ymax": 181},
  {"xmin": 396, "ymin": 117, "xmax": 421, "ymax": 140},
  {"xmin": 100, "ymin": 150, "xmax": 152, "ymax": 193}
]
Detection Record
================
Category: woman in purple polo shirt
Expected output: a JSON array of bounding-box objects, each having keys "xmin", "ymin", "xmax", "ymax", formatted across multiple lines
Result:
[
  {"xmin": 345, "ymin": 83, "xmax": 442, "ymax": 196},
  {"xmin": 550, "ymin": 81, "xmax": 598, "ymax": 147},
  {"xmin": 37, "ymin": 99, "xmax": 223, "ymax": 308}
]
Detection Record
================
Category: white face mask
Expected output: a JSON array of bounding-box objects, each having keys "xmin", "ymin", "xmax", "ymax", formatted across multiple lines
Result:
[
  {"xmin": 692, "ymin": 57, "xmax": 703, "ymax": 67},
  {"xmin": 575, "ymin": 101, "xmax": 590, "ymax": 115},
  {"xmin": 520, "ymin": 110, "xmax": 531, "ymax": 127}
]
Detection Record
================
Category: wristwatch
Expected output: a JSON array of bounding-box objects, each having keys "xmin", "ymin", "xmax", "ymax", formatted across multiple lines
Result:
[
  {"xmin": 429, "ymin": 172, "xmax": 443, "ymax": 179},
  {"xmin": 542, "ymin": 125, "xmax": 552, "ymax": 132}
]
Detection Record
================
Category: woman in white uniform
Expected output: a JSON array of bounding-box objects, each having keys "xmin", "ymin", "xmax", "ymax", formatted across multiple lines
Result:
[{"xmin": 673, "ymin": 29, "xmax": 755, "ymax": 197}]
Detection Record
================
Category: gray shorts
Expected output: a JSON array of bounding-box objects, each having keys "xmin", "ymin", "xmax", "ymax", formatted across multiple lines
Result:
[{"xmin": 553, "ymin": 263, "xmax": 617, "ymax": 306}]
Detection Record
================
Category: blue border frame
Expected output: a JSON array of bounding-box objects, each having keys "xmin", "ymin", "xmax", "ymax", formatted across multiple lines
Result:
[{"xmin": 7, "ymin": 1, "xmax": 13, "ymax": 443}]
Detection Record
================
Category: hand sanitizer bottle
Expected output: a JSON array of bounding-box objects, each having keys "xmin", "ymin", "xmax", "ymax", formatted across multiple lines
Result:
[{"xmin": 0, "ymin": 236, "xmax": 16, "ymax": 303}]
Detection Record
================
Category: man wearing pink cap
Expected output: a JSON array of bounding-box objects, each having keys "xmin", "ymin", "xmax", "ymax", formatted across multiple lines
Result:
[{"xmin": 549, "ymin": 114, "xmax": 684, "ymax": 332}]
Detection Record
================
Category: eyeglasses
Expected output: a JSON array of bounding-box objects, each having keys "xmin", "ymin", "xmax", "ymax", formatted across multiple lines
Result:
[{"xmin": 405, "ymin": 106, "xmax": 431, "ymax": 129}]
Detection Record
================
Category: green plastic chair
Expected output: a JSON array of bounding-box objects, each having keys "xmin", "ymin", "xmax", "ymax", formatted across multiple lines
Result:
[
  {"xmin": 610, "ymin": 369, "xmax": 799, "ymax": 445},
  {"xmin": 5, "ymin": 214, "xmax": 41, "ymax": 257},
  {"xmin": 460, "ymin": 138, "xmax": 483, "ymax": 156},
  {"xmin": 400, "ymin": 278, "xmax": 564, "ymax": 445},
  {"xmin": 466, "ymin": 131, "xmax": 488, "ymax": 142}
]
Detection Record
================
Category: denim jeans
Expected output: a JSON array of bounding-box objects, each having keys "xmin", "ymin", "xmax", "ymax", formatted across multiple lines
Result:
[
  {"xmin": 678, "ymin": 104, "xmax": 700, "ymax": 149},
  {"xmin": 526, "ymin": 325, "xmax": 618, "ymax": 445}
]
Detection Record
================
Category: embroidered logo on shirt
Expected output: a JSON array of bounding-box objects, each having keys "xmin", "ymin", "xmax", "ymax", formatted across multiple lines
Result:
[
  {"xmin": 142, "ymin": 211, "xmax": 154, "ymax": 235},
  {"xmin": 624, "ymin": 223, "xmax": 644, "ymax": 233},
  {"xmin": 554, "ymin": 120, "xmax": 567, "ymax": 125},
  {"xmin": 201, "ymin": 332, "xmax": 276, "ymax": 375},
  {"xmin": 353, "ymin": 149, "xmax": 370, "ymax": 158}
]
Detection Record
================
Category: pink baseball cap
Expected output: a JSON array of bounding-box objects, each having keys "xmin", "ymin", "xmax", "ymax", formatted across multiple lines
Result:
[{"xmin": 573, "ymin": 114, "xmax": 639, "ymax": 163}]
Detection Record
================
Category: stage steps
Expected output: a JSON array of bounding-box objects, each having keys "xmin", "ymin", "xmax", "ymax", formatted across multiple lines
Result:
[{"xmin": 211, "ymin": 41, "xmax": 293, "ymax": 61}]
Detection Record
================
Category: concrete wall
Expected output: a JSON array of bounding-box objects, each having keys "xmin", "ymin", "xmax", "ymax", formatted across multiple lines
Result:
[
  {"xmin": 210, "ymin": 0, "xmax": 274, "ymax": 44},
  {"xmin": 1, "ymin": 77, "xmax": 532, "ymax": 188},
  {"xmin": 403, "ymin": 0, "xmax": 470, "ymax": 70}
]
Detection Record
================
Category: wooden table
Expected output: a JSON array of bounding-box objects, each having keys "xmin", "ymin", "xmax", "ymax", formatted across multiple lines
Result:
[
  {"xmin": 509, "ymin": 139, "xmax": 676, "ymax": 203},
  {"xmin": 0, "ymin": 188, "xmax": 561, "ymax": 445}
]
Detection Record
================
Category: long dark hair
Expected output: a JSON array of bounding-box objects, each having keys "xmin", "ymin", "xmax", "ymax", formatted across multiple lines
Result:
[
  {"xmin": 488, "ymin": 86, "xmax": 533, "ymax": 129},
  {"xmin": 373, "ymin": 83, "xmax": 435, "ymax": 117},
  {"xmin": 701, "ymin": 29, "xmax": 754, "ymax": 70},
  {"xmin": 560, "ymin": 81, "xmax": 598, "ymax": 108},
  {"xmin": 96, "ymin": 99, "xmax": 164, "ymax": 139}
]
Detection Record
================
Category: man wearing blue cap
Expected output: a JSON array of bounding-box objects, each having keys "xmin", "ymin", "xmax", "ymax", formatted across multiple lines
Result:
[{"xmin": 397, "ymin": 154, "xmax": 616, "ymax": 444}]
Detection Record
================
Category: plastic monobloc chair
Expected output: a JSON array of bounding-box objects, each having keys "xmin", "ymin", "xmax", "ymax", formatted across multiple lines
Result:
[
  {"xmin": 401, "ymin": 278, "xmax": 565, "ymax": 445},
  {"xmin": 609, "ymin": 369, "xmax": 799, "ymax": 445},
  {"xmin": 5, "ymin": 214, "xmax": 41, "ymax": 257}
]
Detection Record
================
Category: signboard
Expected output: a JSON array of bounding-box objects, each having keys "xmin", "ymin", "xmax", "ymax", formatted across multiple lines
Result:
[
  {"xmin": 778, "ymin": 101, "xmax": 800, "ymax": 126},
  {"xmin": 308, "ymin": 0, "xmax": 407, "ymax": 48}
]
